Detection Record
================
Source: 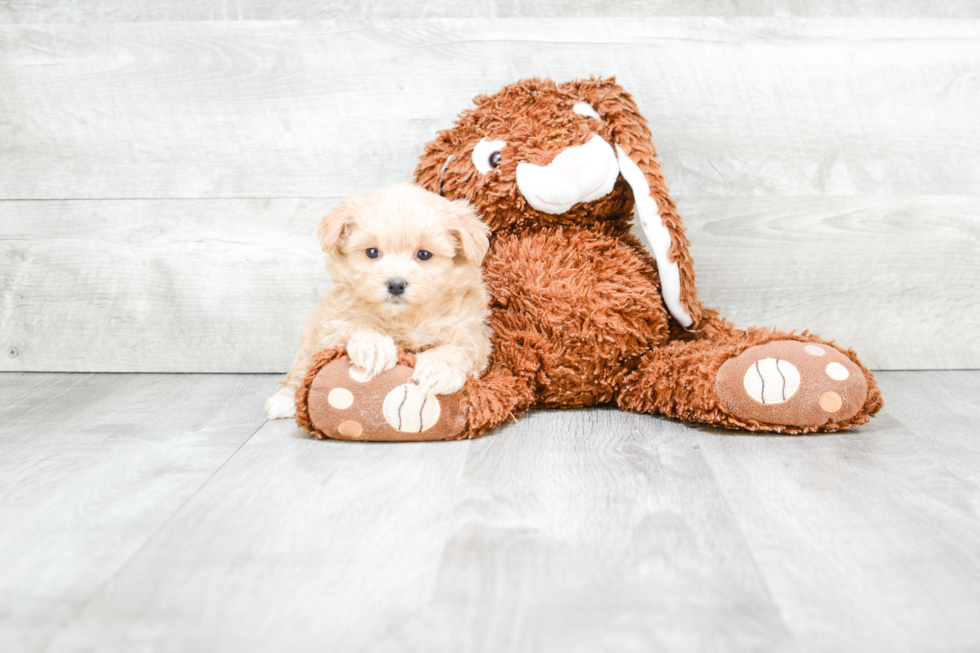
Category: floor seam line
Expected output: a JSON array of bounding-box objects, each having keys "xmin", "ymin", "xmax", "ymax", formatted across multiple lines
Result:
[{"xmin": 693, "ymin": 432, "xmax": 798, "ymax": 648}]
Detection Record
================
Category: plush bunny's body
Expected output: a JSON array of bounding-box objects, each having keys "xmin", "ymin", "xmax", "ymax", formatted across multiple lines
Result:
[{"xmin": 296, "ymin": 77, "xmax": 882, "ymax": 440}]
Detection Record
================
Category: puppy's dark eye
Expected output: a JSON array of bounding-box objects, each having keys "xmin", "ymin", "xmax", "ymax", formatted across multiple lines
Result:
[
  {"xmin": 366, "ymin": 248, "xmax": 380, "ymax": 259},
  {"xmin": 489, "ymin": 151, "xmax": 501, "ymax": 169},
  {"xmin": 417, "ymin": 250, "xmax": 433, "ymax": 261}
]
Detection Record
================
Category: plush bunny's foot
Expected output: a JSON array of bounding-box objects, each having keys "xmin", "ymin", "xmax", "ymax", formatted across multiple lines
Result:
[
  {"xmin": 297, "ymin": 354, "xmax": 467, "ymax": 442},
  {"xmin": 618, "ymin": 330, "xmax": 881, "ymax": 434},
  {"xmin": 714, "ymin": 340, "xmax": 868, "ymax": 429}
]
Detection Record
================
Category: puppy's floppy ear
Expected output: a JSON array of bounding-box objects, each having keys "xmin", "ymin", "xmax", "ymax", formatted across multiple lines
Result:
[
  {"xmin": 447, "ymin": 198, "xmax": 490, "ymax": 265},
  {"xmin": 317, "ymin": 195, "xmax": 358, "ymax": 253},
  {"xmin": 561, "ymin": 77, "xmax": 702, "ymax": 329}
]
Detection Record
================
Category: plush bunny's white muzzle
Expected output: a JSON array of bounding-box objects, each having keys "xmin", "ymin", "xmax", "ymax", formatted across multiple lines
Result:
[{"xmin": 516, "ymin": 135, "xmax": 619, "ymax": 215}]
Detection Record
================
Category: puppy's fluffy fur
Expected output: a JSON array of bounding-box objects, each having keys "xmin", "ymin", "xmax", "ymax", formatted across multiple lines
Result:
[{"xmin": 266, "ymin": 182, "xmax": 493, "ymax": 419}]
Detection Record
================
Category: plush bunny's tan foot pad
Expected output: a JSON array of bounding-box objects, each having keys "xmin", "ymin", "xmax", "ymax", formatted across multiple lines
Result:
[
  {"xmin": 715, "ymin": 341, "xmax": 868, "ymax": 428},
  {"xmin": 304, "ymin": 355, "xmax": 467, "ymax": 442}
]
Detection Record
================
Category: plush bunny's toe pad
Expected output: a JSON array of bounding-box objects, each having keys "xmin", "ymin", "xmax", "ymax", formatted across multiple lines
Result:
[
  {"xmin": 304, "ymin": 355, "xmax": 467, "ymax": 442},
  {"xmin": 715, "ymin": 341, "xmax": 868, "ymax": 428}
]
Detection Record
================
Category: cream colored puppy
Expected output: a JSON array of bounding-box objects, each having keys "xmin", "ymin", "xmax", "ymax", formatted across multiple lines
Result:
[{"xmin": 266, "ymin": 182, "xmax": 492, "ymax": 419}]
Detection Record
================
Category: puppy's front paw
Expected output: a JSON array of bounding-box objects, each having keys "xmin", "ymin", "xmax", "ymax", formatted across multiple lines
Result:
[
  {"xmin": 346, "ymin": 332, "xmax": 399, "ymax": 381},
  {"xmin": 265, "ymin": 391, "xmax": 296, "ymax": 419},
  {"xmin": 411, "ymin": 353, "xmax": 468, "ymax": 397}
]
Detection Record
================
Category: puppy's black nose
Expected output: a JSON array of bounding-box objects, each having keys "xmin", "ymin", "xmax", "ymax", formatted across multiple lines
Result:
[{"xmin": 386, "ymin": 278, "xmax": 408, "ymax": 296}]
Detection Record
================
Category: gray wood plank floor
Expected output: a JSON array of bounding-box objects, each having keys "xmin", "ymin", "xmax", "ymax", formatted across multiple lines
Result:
[{"xmin": 2, "ymin": 371, "xmax": 978, "ymax": 652}]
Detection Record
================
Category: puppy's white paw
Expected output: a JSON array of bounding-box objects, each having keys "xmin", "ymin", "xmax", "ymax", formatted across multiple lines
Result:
[
  {"xmin": 347, "ymin": 332, "xmax": 399, "ymax": 381},
  {"xmin": 411, "ymin": 354, "xmax": 468, "ymax": 397},
  {"xmin": 265, "ymin": 392, "xmax": 296, "ymax": 419}
]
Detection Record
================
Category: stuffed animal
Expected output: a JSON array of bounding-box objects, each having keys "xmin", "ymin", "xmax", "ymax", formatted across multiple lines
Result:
[{"xmin": 295, "ymin": 77, "xmax": 883, "ymax": 441}]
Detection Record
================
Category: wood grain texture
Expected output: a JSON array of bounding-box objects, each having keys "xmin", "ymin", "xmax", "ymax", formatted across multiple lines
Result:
[
  {"xmin": 0, "ymin": 372, "xmax": 275, "ymax": 653},
  {"xmin": 1, "ymin": 19, "xmax": 978, "ymax": 199},
  {"xmin": 684, "ymin": 195, "xmax": 980, "ymax": 371},
  {"xmin": 42, "ymin": 409, "xmax": 790, "ymax": 653},
  {"xmin": 0, "ymin": 199, "xmax": 331, "ymax": 373},
  {"xmin": 3, "ymin": 0, "xmax": 980, "ymax": 22},
  {"xmin": 2, "ymin": 17, "xmax": 977, "ymax": 373},
  {"xmin": 0, "ymin": 370, "xmax": 974, "ymax": 652},
  {"xmin": 3, "ymin": 195, "xmax": 976, "ymax": 373},
  {"xmin": 695, "ymin": 370, "xmax": 980, "ymax": 651}
]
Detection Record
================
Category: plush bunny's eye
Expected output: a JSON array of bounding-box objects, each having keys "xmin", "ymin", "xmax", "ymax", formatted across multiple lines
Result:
[{"xmin": 472, "ymin": 138, "xmax": 506, "ymax": 174}]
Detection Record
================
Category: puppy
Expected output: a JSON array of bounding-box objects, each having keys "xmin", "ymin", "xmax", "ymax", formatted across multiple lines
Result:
[{"xmin": 266, "ymin": 182, "xmax": 493, "ymax": 419}]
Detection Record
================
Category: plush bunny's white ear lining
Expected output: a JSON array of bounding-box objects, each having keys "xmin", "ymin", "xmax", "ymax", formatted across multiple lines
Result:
[
  {"xmin": 615, "ymin": 144, "xmax": 693, "ymax": 328},
  {"xmin": 572, "ymin": 102, "xmax": 602, "ymax": 121}
]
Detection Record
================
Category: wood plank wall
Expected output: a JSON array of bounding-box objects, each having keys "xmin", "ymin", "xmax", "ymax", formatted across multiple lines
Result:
[{"xmin": 1, "ymin": 8, "xmax": 978, "ymax": 372}]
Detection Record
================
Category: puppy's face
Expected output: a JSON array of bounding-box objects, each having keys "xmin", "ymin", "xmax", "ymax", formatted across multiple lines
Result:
[{"xmin": 318, "ymin": 183, "xmax": 489, "ymax": 320}]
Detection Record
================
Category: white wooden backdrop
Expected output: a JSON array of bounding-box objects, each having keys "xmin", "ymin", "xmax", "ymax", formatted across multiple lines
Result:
[{"xmin": 1, "ymin": 12, "xmax": 978, "ymax": 372}]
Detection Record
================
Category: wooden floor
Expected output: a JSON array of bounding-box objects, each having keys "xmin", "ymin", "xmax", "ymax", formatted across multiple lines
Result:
[{"xmin": 1, "ymin": 371, "xmax": 978, "ymax": 652}]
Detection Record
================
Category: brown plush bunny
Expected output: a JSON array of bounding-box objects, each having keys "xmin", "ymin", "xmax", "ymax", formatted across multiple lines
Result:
[{"xmin": 296, "ymin": 77, "xmax": 882, "ymax": 441}]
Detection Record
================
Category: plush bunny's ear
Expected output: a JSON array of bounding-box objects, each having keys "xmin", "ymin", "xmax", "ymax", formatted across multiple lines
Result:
[
  {"xmin": 562, "ymin": 78, "xmax": 701, "ymax": 329},
  {"xmin": 414, "ymin": 131, "xmax": 458, "ymax": 197}
]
